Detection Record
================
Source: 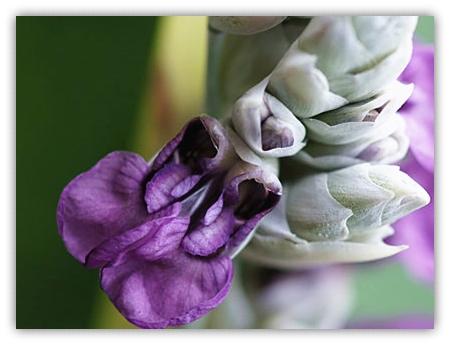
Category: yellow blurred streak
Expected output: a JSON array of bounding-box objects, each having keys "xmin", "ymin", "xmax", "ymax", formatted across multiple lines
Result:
[
  {"xmin": 132, "ymin": 16, "xmax": 208, "ymax": 159},
  {"xmin": 159, "ymin": 16, "xmax": 208, "ymax": 121},
  {"xmin": 91, "ymin": 16, "xmax": 208, "ymax": 329}
]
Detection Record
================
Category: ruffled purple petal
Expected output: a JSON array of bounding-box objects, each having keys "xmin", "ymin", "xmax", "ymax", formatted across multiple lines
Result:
[
  {"xmin": 85, "ymin": 219, "xmax": 154, "ymax": 269},
  {"xmin": 57, "ymin": 151, "xmax": 149, "ymax": 264},
  {"xmin": 182, "ymin": 206, "xmax": 235, "ymax": 256},
  {"xmin": 145, "ymin": 163, "xmax": 199, "ymax": 214},
  {"xmin": 56, "ymin": 114, "xmax": 286, "ymax": 329},
  {"xmin": 86, "ymin": 203, "xmax": 184, "ymax": 268},
  {"xmin": 181, "ymin": 162, "xmax": 282, "ymax": 257},
  {"xmin": 133, "ymin": 214, "xmax": 190, "ymax": 261},
  {"xmin": 100, "ymin": 250, "xmax": 233, "ymax": 329}
]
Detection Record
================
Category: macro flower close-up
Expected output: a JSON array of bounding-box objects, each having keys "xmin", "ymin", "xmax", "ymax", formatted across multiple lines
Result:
[
  {"xmin": 16, "ymin": 15, "xmax": 436, "ymax": 330},
  {"xmin": 57, "ymin": 116, "xmax": 281, "ymax": 327}
]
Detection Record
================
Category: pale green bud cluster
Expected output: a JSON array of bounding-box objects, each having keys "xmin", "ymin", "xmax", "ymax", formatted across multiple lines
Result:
[
  {"xmin": 268, "ymin": 16, "xmax": 418, "ymax": 118},
  {"xmin": 288, "ymin": 164, "xmax": 429, "ymax": 241},
  {"xmin": 293, "ymin": 81, "xmax": 413, "ymax": 170},
  {"xmin": 244, "ymin": 164, "xmax": 429, "ymax": 267},
  {"xmin": 207, "ymin": 16, "xmax": 430, "ymax": 267}
]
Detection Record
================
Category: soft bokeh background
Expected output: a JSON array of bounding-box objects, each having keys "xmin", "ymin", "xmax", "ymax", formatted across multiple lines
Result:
[{"xmin": 16, "ymin": 16, "xmax": 434, "ymax": 329}]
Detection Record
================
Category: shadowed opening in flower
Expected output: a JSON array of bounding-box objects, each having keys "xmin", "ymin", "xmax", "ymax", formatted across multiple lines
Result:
[
  {"xmin": 145, "ymin": 118, "xmax": 234, "ymax": 215},
  {"xmin": 235, "ymin": 180, "xmax": 274, "ymax": 219},
  {"xmin": 177, "ymin": 120, "xmax": 217, "ymax": 173}
]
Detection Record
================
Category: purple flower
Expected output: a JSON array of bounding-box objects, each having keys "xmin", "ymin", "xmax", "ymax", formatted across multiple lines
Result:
[
  {"xmin": 399, "ymin": 42, "xmax": 434, "ymax": 172},
  {"xmin": 57, "ymin": 115, "xmax": 281, "ymax": 328},
  {"xmin": 392, "ymin": 42, "xmax": 434, "ymax": 283}
]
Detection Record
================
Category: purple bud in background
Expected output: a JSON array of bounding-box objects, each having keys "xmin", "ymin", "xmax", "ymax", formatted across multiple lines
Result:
[
  {"xmin": 392, "ymin": 42, "xmax": 434, "ymax": 284},
  {"xmin": 57, "ymin": 115, "xmax": 281, "ymax": 328}
]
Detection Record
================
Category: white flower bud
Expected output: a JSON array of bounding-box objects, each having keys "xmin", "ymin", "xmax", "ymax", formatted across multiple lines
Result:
[
  {"xmin": 231, "ymin": 78, "xmax": 306, "ymax": 158},
  {"xmin": 288, "ymin": 163, "xmax": 429, "ymax": 239},
  {"xmin": 242, "ymin": 163, "xmax": 430, "ymax": 268},
  {"xmin": 268, "ymin": 51, "xmax": 348, "ymax": 118},
  {"xmin": 268, "ymin": 16, "xmax": 417, "ymax": 118}
]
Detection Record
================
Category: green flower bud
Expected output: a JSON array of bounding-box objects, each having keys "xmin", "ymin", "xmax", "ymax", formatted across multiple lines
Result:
[
  {"xmin": 267, "ymin": 16, "xmax": 417, "ymax": 118},
  {"xmin": 242, "ymin": 163, "xmax": 430, "ymax": 268}
]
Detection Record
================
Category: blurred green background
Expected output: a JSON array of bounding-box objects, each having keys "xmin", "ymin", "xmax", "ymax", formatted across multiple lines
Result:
[{"xmin": 16, "ymin": 16, "xmax": 434, "ymax": 329}]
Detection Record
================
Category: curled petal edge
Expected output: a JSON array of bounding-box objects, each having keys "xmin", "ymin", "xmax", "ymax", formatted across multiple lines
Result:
[{"xmin": 243, "ymin": 225, "xmax": 407, "ymax": 269}]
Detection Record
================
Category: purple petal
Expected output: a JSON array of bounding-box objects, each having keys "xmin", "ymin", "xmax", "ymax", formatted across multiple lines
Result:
[
  {"xmin": 182, "ymin": 207, "xmax": 235, "ymax": 256},
  {"xmin": 203, "ymin": 194, "xmax": 224, "ymax": 226},
  {"xmin": 85, "ymin": 219, "xmax": 154, "ymax": 269},
  {"xmin": 181, "ymin": 163, "xmax": 282, "ymax": 257},
  {"xmin": 57, "ymin": 152, "xmax": 149, "ymax": 264},
  {"xmin": 171, "ymin": 175, "xmax": 203, "ymax": 198},
  {"xmin": 86, "ymin": 204, "xmax": 184, "ymax": 268},
  {"xmin": 133, "ymin": 214, "xmax": 190, "ymax": 261},
  {"xmin": 100, "ymin": 250, "xmax": 233, "ymax": 329},
  {"xmin": 145, "ymin": 163, "xmax": 198, "ymax": 214}
]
